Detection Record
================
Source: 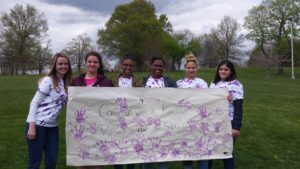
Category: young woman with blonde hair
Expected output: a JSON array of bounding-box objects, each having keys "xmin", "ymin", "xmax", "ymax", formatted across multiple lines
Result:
[{"xmin": 26, "ymin": 53, "xmax": 73, "ymax": 169}]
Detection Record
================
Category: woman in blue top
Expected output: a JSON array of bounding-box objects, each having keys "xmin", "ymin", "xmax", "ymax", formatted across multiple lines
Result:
[
  {"xmin": 141, "ymin": 57, "xmax": 176, "ymax": 169},
  {"xmin": 209, "ymin": 60, "xmax": 244, "ymax": 169}
]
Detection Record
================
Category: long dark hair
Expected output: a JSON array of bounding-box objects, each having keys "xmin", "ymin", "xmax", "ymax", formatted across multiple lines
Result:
[
  {"xmin": 84, "ymin": 51, "xmax": 104, "ymax": 75},
  {"xmin": 213, "ymin": 60, "xmax": 237, "ymax": 84},
  {"xmin": 48, "ymin": 53, "xmax": 73, "ymax": 90}
]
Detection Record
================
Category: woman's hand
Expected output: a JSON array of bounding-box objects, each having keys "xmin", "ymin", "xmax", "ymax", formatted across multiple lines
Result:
[
  {"xmin": 27, "ymin": 123, "xmax": 36, "ymax": 140},
  {"xmin": 232, "ymin": 129, "xmax": 240, "ymax": 137},
  {"xmin": 227, "ymin": 94, "xmax": 233, "ymax": 102}
]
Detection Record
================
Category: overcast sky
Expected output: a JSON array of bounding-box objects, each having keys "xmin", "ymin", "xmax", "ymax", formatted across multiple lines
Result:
[{"xmin": 0, "ymin": 0, "xmax": 261, "ymax": 53}]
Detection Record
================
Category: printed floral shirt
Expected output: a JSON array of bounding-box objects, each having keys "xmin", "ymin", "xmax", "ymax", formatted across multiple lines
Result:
[
  {"xmin": 176, "ymin": 77, "xmax": 208, "ymax": 89},
  {"xmin": 35, "ymin": 77, "xmax": 67, "ymax": 127},
  {"xmin": 118, "ymin": 76, "xmax": 133, "ymax": 87},
  {"xmin": 145, "ymin": 76, "xmax": 165, "ymax": 88},
  {"xmin": 210, "ymin": 80, "xmax": 244, "ymax": 120}
]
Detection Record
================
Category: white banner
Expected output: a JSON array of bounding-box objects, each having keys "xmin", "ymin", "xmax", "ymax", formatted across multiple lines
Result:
[{"xmin": 66, "ymin": 87, "xmax": 233, "ymax": 166}]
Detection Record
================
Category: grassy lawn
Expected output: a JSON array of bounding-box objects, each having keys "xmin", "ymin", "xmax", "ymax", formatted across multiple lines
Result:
[{"xmin": 0, "ymin": 67, "xmax": 299, "ymax": 169}]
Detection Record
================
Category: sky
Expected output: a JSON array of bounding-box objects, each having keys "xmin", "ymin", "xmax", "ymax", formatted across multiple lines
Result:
[{"xmin": 0, "ymin": 0, "xmax": 261, "ymax": 56}]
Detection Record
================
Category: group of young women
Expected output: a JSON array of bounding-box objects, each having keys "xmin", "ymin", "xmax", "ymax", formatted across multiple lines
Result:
[{"xmin": 25, "ymin": 51, "xmax": 243, "ymax": 169}]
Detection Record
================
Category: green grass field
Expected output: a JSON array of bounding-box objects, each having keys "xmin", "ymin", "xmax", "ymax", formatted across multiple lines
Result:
[{"xmin": 0, "ymin": 67, "xmax": 299, "ymax": 169}]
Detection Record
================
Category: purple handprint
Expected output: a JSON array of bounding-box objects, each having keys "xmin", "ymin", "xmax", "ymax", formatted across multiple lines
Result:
[
  {"xmin": 172, "ymin": 149, "xmax": 180, "ymax": 157},
  {"xmin": 198, "ymin": 106, "xmax": 209, "ymax": 119},
  {"xmin": 116, "ymin": 97, "xmax": 128, "ymax": 113},
  {"xmin": 147, "ymin": 117, "xmax": 161, "ymax": 127},
  {"xmin": 164, "ymin": 130, "xmax": 173, "ymax": 137},
  {"xmin": 195, "ymin": 139, "xmax": 205, "ymax": 151},
  {"xmin": 88, "ymin": 122, "xmax": 97, "ymax": 134},
  {"xmin": 79, "ymin": 144, "xmax": 89, "ymax": 160},
  {"xmin": 215, "ymin": 107, "xmax": 225, "ymax": 116},
  {"xmin": 134, "ymin": 142, "xmax": 144, "ymax": 154},
  {"xmin": 75, "ymin": 109, "xmax": 86, "ymax": 123},
  {"xmin": 119, "ymin": 117, "xmax": 128, "ymax": 130},
  {"xmin": 180, "ymin": 139, "xmax": 188, "ymax": 148},
  {"xmin": 71, "ymin": 125, "xmax": 85, "ymax": 141},
  {"xmin": 105, "ymin": 154, "xmax": 117, "ymax": 164},
  {"xmin": 159, "ymin": 148, "xmax": 168, "ymax": 158},
  {"xmin": 134, "ymin": 116, "xmax": 146, "ymax": 127},
  {"xmin": 150, "ymin": 139, "xmax": 161, "ymax": 149},
  {"xmin": 118, "ymin": 146, "xmax": 129, "ymax": 155},
  {"xmin": 222, "ymin": 133, "xmax": 232, "ymax": 144},
  {"xmin": 208, "ymin": 135, "xmax": 216, "ymax": 144},
  {"xmin": 96, "ymin": 140, "xmax": 110, "ymax": 155},
  {"xmin": 214, "ymin": 122, "xmax": 222, "ymax": 133},
  {"xmin": 187, "ymin": 119, "xmax": 197, "ymax": 132},
  {"xmin": 177, "ymin": 99, "xmax": 192, "ymax": 110},
  {"xmin": 201, "ymin": 122, "xmax": 209, "ymax": 135}
]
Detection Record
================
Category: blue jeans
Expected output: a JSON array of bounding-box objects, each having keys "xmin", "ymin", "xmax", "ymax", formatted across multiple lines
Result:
[
  {"xmin": 183, "ymin": 160, "xmax": 209, "ymax": 169},
  {"xmin": 114, "ymin": 164, "xmax": 135, "ymax": 169},
  {"xmin": 26, "ymin": 123, "xmax": 59, "ymax": 169},
  {"xmin": 142, "ymin": 162, "xmax": 168, "ymax": 169},
  {"xmin": 208, "ymin": 157, "xmax": 234, "ymax": 169}
]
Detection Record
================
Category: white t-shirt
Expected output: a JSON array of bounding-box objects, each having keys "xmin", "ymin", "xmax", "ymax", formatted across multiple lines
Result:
[
  {"xmin": 145, "ymin": 76, "xmax": 165, "ymax": 88},
  {"xmin": 26, "ymin": 77, "xmax": 67, "ymax": 127},
  {"xmin": 176, "ymin": 77, "xmax": 208, "ymax": 89},
  {"xmin": 118, "ymin": 76, "xmax": 133, "ymax": 87},
  {"xmin": 210, "ymin": 80, "xmax": 244, "ymax": 120}
]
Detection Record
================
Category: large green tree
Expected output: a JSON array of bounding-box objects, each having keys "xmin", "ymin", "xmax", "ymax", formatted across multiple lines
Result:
[
  {"xmin": 97, "ymin": 0, "xmax": 164, "ymax": 70},
  {"xmin": 162, "ymin": 29, "xmax": 202, "ymax": 70},
  {"xmin": 0, "ymin": 4, "xmax": 48, "ymax": 75},
  {"xmin": 244, "ymin": 0, "xmax": 300, "ymax": 75}
]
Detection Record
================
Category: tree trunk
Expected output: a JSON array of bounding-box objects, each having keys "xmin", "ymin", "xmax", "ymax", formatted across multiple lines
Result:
[
  {"xmin": 177, "ymin": 60, "xmax": 181, "ymax": 70},
  {"xmin": 39, "ymin": 66, "xmax": 42, "ymax": 74},
  {"xmin": 171, "ymin": 57, "xmax": 176, "ymax": 71},
  {"xmin": 276, "ymin": 62, "xmax": 284, "ymax": 75}
]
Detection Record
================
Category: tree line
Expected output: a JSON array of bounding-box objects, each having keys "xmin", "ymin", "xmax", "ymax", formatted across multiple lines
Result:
[{"xmin": 0, "ymin": 0, "xmax": 299, "ymax": 75}]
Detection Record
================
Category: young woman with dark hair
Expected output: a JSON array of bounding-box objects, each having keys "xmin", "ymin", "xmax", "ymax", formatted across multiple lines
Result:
[
  {"xmin": 209, "ymin": 60, "xmax": 244, "ymax": 169},
  {"xmin": 111, "ymin": 55, "xmax": 142, "ymax": 88},
  {"xmin": 26, "ymin": 53, "xmax": 73, "ymax": 169},
  {"xmin": 112, "ymin": 55, "xmax": 142, "ymax": 169},
  {"xmin": 141, "ymin": 57, "xmax": 176, "ymax": 169},
  {"xmin": 72, "ymin": 51, "xmax": 113, "ymax": 87},
  {"xmin": 143, "ymin": 57, "xmax": 176, "ymax": 88},
  {"xmin": 71, "ymin": 51, "xmax": 113, "ymax": 169}
]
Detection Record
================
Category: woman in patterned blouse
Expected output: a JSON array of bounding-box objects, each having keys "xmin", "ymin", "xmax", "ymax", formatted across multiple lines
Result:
[
  {"xmin": 26, "ymin": 53, "xmax": 73, "ymax": 169},
  {"xmin": 177, "ymin": 53, "xmax": 209, "ymax": 169},
  {"xmin": 141, "ymin": 57, "xmax": 176, "ymax": 169},
  {"xmin": 177, "ymin": 53, "xmax": 208, "ymax": 89},
  {"xmin": 209, "ymin": 60, "xmax": 244, "ymax": 169},
  {"xmin": 143, "ymin": 57, "xmax": 176, "ymax": 88}
]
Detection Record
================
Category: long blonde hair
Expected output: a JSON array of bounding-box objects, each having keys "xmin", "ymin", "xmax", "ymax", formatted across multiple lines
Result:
[{"xmin": 48, "ymin": 53, "xmax": 73, "ymax": 90}]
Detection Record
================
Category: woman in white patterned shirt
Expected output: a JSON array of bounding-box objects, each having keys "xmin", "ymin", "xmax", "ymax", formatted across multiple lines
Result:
[
  {"xmin": 26, "ymin": 53, "xmax": 73, "ymax": 169},
  {"xmin": 141, "ymin": 57, "xmax": 176, "ymax": 169},
  {"xmin": 177, "ymin": 53, "xmax": 208, "ymax": 89},
  {"xmin": 209, "ymin": 60, "xmax": 244, "ymax": 169},
  {"xmin": 177, "ymin": 53, "xmax": 209, "ymax": 169}
]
